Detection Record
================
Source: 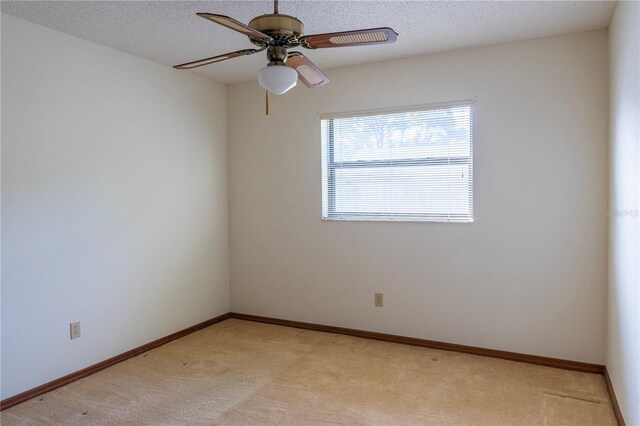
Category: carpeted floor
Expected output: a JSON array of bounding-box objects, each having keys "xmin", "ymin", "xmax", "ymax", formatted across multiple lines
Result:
[{"xmin": 2, "ymin": 318, "xmax": 617, "ymax": 425}]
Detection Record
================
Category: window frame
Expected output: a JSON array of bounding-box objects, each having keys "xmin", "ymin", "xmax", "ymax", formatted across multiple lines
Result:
[{"xmin": 321, "ymin": 100, "xmax": 475, "ymax": 223}]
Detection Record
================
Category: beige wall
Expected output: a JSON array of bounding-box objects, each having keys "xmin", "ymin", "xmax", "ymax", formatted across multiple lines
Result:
[
  {"xmin": 1, "ymin": 15, "xmax": 229, "ymax": 399},
  {"xmin": 607, "ymin": 1, "xmax": 640, "ymax": 424},
  {"xmin": 228, "ymin": 30, "xmax": 609, "ymax": 363}
]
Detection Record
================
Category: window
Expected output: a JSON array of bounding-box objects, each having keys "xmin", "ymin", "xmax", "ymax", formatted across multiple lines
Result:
[{"xmin": 321, "ymin": 102, "xmax": 473, "ymax": 222}]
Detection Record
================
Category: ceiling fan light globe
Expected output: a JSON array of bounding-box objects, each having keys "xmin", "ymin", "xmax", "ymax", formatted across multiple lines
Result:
[{"xmin": 258, "ymin": 65, "xmax": 298, "ymax": 95}]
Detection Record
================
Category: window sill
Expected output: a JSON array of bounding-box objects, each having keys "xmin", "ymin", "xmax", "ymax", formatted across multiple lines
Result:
[{"xmin": 322, "ymin": 216, "xmax": 474, "ymax": 223}]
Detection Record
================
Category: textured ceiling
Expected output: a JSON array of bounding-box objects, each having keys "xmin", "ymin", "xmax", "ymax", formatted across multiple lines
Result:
[{"xmin": 1, "ymin": 1, "xmax": 616, "ymax": 84}]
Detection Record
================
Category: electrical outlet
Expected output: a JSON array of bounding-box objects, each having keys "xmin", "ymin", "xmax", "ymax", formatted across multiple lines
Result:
[
  {"xmin": 375, "ymin": 293, "xmax": 384, "ymax": 308},
  {"xmin": 70, "ymin": 321, "xmax": 81, "ymax": 340}
]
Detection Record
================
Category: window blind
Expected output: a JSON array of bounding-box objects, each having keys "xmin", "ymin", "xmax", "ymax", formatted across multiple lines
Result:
[{"xmin": 321, "ymin": 102, "xmax": 473, "ymax": 222}]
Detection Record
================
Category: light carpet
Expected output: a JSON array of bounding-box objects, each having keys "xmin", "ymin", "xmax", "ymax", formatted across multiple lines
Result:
[{"xmin": 2, "ymin": 319, "xmax": 617, "ymax": 425}]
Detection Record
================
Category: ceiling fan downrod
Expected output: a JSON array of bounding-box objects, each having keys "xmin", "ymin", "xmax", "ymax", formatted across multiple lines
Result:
[{"xmin": 274, "ymin": 0, "xmax": 278, "ymax": 14}]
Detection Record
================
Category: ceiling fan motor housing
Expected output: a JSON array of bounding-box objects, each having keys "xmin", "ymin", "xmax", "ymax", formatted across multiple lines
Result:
[{"xmin": 248, "ymin": 14, "xmax": 304, "ymax": 47}]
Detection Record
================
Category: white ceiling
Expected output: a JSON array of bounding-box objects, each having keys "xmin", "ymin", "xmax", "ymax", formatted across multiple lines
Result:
[{"xmin": 1, "ymin": 1, "xmax": 616, "ymax": 85}]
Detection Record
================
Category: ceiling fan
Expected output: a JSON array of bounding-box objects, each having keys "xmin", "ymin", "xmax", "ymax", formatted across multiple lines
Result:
[{"xmin": 174, "ymin": 0, "xmax": 398, "ymax": 95}]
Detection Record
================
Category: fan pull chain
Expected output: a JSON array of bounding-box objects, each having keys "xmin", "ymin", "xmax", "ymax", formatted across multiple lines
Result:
[{"xmin": 265, "ymin": 90, "xmax": 269, "ymax": 117}]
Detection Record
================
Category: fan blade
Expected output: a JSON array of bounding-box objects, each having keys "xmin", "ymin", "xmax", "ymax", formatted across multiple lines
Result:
[
  {"xmin": 174, "ymin": 48, "xmax": 260, "ymax": 69},
  {"xmin": 197, "ymin": 13, "xmax": 272, "ymax": 42},
  {"xmin": 287, "ymin": 52, "xmax": 329, "ymax": 88},
  {"xmin": 300, "ymin": 27, "xmax": 398, "ymax": 49}
]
